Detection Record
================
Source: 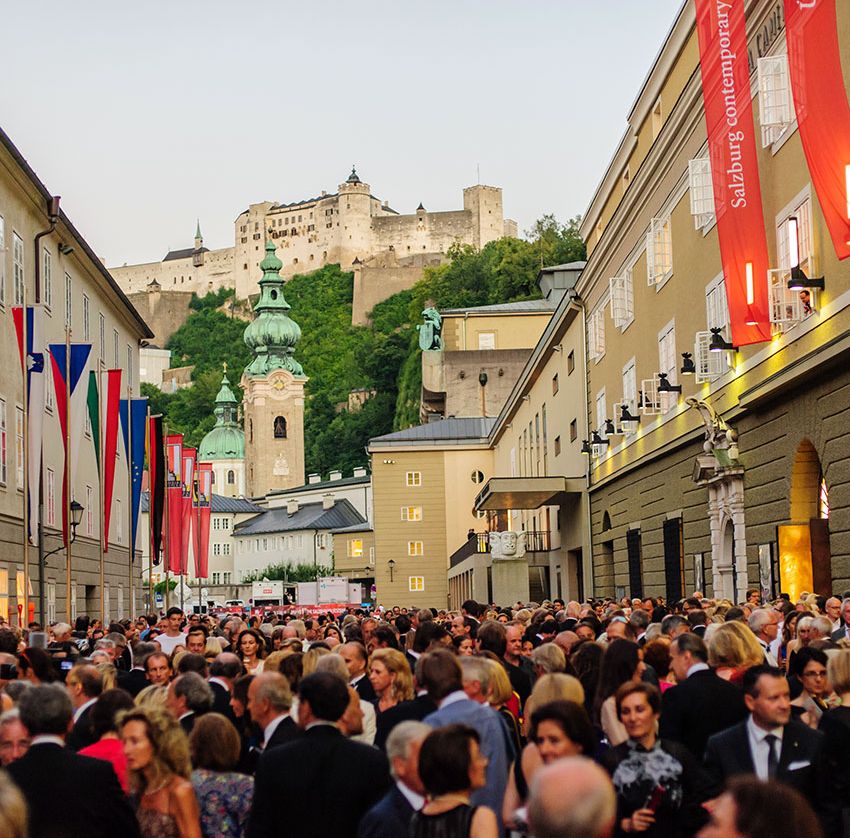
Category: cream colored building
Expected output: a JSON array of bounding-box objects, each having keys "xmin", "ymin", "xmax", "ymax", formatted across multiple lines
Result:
[
  {"xmin": 110, "ymin": 171, "xmax": 515, "ymax": 304},
  {"xmin": 0, "ymin": 125, "xmax": 153, "ymax": 624}
]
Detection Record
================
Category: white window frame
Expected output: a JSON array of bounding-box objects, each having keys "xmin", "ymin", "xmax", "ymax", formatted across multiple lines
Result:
[
  {"xmin": 657, "ymin": 319, "xmax": 677, "ymax": 414},
  {"xmin": 401, "ymin": 506, "xmax": 423, "ymax": 522},
  {"xmin": 0, "ymin": 398, "xmax": 6, "ymax": 486},
  {"xmin": 64, "ymin": 272, "xmax": 72, "ymax": 328},
  {"xmin": 615, "ymin": 358, "xmax": 639, "ymax": 436},
  {"xmin": 587, "ymin": 305, "xmax": 606, "ymax": 362},
  {"xmin": 45, "ymin": 358, "xmax": 54, "ymax": 412},
  {"xmin": 408, "ymin": 541, "xmax": 424, "ymax": 556},
  {"xmin": 595, "ymin": 388, "xmax": 606, "ymax": 437},
  {"xmin": 688, "ymin": 156, "xmax": 715, "ymax": 229},
  {"xmin": 86, "ymin": 485, "xmax": 93, "ymax": 535},
  {"xmin": 14, "ymin": 407, "xmax": 23, "ymax": 489},
  {"xmin": 694, "ymin": 330, "xmax": 726, "ymax": 383},
  {"xmin": 99, "ymin": 314, "xmax": 105, "ymax": 360},
  {"xmin": 12, "ymin": 233, "xmax": 24, "ymax": 306},
  {"xmin": 758, "ymin": 53, "xmax": 793, "ymax": 148},
  {"xmin": 646, "ymin": 215, "xmax": 673, "ymax": 286},
  {"xmin": 408, "ymin": 576, "xmax": 425, "ymax": 593},
  {"xmin": 0, "ymin": 215, "xmax": 5, "ymax": 307},
  {"xmin": 113, "ymin": 329, "xmax": 119, "ymax": 368},
  {"xmin": 83, "ymin": 294, "xmax": 90, "ymax": 341},
  {"xmin": 347, "ymin": 539, "xmax": 364, "ymax": 558},
  {"xmin": 42, "ymin": 249, "xmax": 52, "ymax": 312},
  {"xmin": 609, "ymin": 267, "xmax": 634, "ymax": 331},
  {"xmin": 46, "ymin": 467, "xmax": 55, "ymax": 524},
  {"xmin": 405, "ymin": 471, "xmax": 421, "ymax": 487}
]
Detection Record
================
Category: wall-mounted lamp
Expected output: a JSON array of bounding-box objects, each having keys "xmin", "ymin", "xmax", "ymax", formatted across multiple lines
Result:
[
  {"xmin": 387, "ymin": 558, "xmax": 396, "ymax": 582},
  {"xmin": 580, "ymin": 439, "xmax": 592, "ymax": 455},
  {"xmin": 522, "ymin": 395, "xmax": 531, "ymax": 402},
  {"xmin": 604, "ymin": 418, "xmax": 617, "ymax": 436},
  {"xmin": 786, "ymin": 216, "xmax": 825, "ymax": 289},
  {"xmin": 553, "ymin": 344, "xmax": 563, "ymax": 353},
  {"xmin": 620, "ymin": 403, "xmax": 640, "ymax": 425},
  {"xmin": 382, "ymin": 459, "xmax": 395, "ymax": 465},
  {"xmin": 590, "ymin": 430, "xmax": 610, "ymax": 447},
  {"xmin": 657, "ymin": 373, "xmax": 682, "ymax": 394},
  {"xmin": 680, "ymin": 352, "xmax": 696, "ymax": 376},
  {"xmin": 58, "ymin": 243, "xmax": 74, "ymax": 256},
  {"xmin": 709, "ymin": 327, "xmax": 736, "ymax": 353},
  {"xmin": 478, "ymin": 371, "xmax": 488, "ymax": 386}
]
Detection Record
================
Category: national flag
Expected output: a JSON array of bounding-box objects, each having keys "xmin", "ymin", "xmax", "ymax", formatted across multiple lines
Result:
[
  {"xmin": 49, "ymin": 342, "xmax": 92, "ymax": 545},
  {"xmin": 165, "ymin": 434, "xmax": 184, "ymax": 574},
  {"xmin": 148, "ymin": 416, "xmax": 165, "ymax": 566},
  {"xmin": 86, "ymin": 373, "xmax": 100, "ymax": 473},
  {"xmin": 195, "ymin": 463, "xmax": 212, "ymax": 578},
  {"xmin": 181, "ymin": 448, "xmax": 196, "ymax": 575},
  {"xmin": 120, "ymin": 398, "xmax": 147, "ymax": 557},
  {"xmin": 99, "ymin": 371, "xmax": 122, "ymax": 549},
  {"xmin": 12, "ymin": 306, "xmax": 46, "ymax": 546}
]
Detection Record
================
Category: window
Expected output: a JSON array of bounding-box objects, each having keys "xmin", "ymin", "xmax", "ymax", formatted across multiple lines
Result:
[
  {"xmin": 47, "ymin": 580, "xmax": 56, "ymax": 623},
  {"xmin": 696, "ymin": 275, "xmax": 730, "ymax": 382},
  {"xmin": 113, "ymin": 329, "xmax": 119, "ymax": 368},
  {"xmin": 273, "ymin": 416, "xmax": 287, "ymax": 438},
  {"xmin": 223, "ymin": 572, "xmax": 232, "ymax": 584},
  {"xmin": 471, "ymin": 470, "xmax": 484, "ymax": 484},
  {"xmin": 405, "ymin": 471, "xmax": 421, "ymax": 487},
  {"xmin": 13, "ymin": 233, "xmax": 24, "ymax": 306},
  {"xmin": 0, "ymin": 398, "xmax": 6, "ymax": 485},
  {"xmin": 64, "ymin": 272, "xmax": 72, "ymax": 327},
  {"xmin": 552, "ymin": 374, "xmax": 559, "ymax": 395},
  {"xmin": 212, "ymin": 572, "xmax": 221, "ymax": 585},
  {"xmin": 567, "ymin": 351, "xmax": 575, "ymax": 375},
  {"xmin": 45, "ymin": 361, "xmax": 54, "ymax": 412},
  {"xmin": 769, "ymin": 191, "xmax": 816, "ymax": 331},
  {"xmin": 223, "ymin": 543, "xmax": 230, "ymax": 555},
  {"xmin": 86, "ymin": 485, "xmax": 93, "ymax": 535},
  {"xmin": 688, "ymin": 157, "xmax": 715, "ymax": 228},
  {"xmin": 227, "ymin": 469, "xmax": 235, "ymax": 484},
  {"xmin": 46, "ymin": 468, "xmax": 55, "ymax": 524},
  {"xmin": 348, "ymin": 539, "xmax": 363, "ymax": 558},
  {"xmin": 0, "ymin": 215, "xmax": 5, "ymax": 306},
  {"xmin": 0, "ymin": 570, "xmax": 9, "ymax": 623},
  {"xmin": 42, "ymin": 249, "xmax": 52, "ymax": 311},
  {"xmin": 658, "ymin": 321, "xmax": 677, "ymax": 413},
  {"xmin": 758, "ymin": 54, "xmax": 792, "ymax": 147},
  {"xmin": 408, "ymin": 541, "xmax": 424, "ymax": 556},
  {"xmin": 651, "ymin": 97, "xmax": 663, "ymax": 138},
  {"xmin": 127, "ymin": 345, "xmax": 133, "ymax": 390},
  {"xmin": 557, "ymin": 433, "xmax": 565, "ymax": 454},
  {"xmin": 401, "ymin": 506, "xmax": 422, "ymax": 522},
  {"xmin": 595, "ymin": 389, "xmax": 606, "ymax": 437},
  {"xmin": 609, "ymin": 268, "xmax": 634, "ymax": 329},
  {"xmin": 646, "ymin": 216, "xmax": 672, "ymax": 285},
  {"xmin": 15, "ymin": 407, "xmax": 23, "ymax": 489},
  {"xmin": 615, "ymin": 358, "xmax": 638, "ymax": 435},
  {"xmin": 70, "ymin": 580, "xmax": 77, "ymax": 622},
  {"xmin": 569, "ymin": 420, "xmax": 577, "ymax": 442},
  {"xmin": 409, "ymin": 576, "xmax": 425, "ymax": 592},
  {"xmin": 477, "ymin": 332, "xmax": 496, "ymax": 350},
  {"xmin": 588, "ymin": 306, "xmax": 606, "ymax": 361},
  {"xmin": 82, "ymin": 294, "xmax": 90, "ymax": 340},
  {"xmin": 213, "ymin": 544, "xmax": 221, "ymax": 556},
  {"xmin": 99, "ymin": 314, "xmax": 105, "ymax": 360}
]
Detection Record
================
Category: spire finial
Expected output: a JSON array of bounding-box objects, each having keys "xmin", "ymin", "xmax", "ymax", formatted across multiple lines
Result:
[{"xmin": 222, "ymin": 361, "xmax": 227, "ymax": 373}]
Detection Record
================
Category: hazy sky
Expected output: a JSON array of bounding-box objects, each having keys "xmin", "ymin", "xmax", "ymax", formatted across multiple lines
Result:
[{"xmin": 1, "ymin": 1, "xmax": 684, "ymax": 267}]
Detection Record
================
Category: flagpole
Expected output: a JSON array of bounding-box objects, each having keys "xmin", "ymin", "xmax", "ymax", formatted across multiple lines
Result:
[
  {"xmin": 65, "ymin": 325, "xmax": 72, "ymax": 622},
  {"xmin": 163, "ymin": 421, "xmax": 170, "ymax": 612},
  {"xmin": 98, "ymin": 366, "xmax": 105, "ymax": 622},
  {"xmin": 20, "ymin": 291, "xmax": 30, "ymax": 630},
  {"xmin": 196, "ymin": 476, "xmax": 202, "ymax": 616},
  {"xmin": 127, "ymin": 385, "xmax": 134, "ymax": 620}
]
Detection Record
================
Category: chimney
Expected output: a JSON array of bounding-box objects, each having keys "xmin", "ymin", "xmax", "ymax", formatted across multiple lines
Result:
[
  {"xmin": 322, "ymin": 493, "xmax": 335, "ymax": 510},
  {"xmin": 307, "ymin": 473, "xmax": 322, "ymax": 485},
  {"xmin": 329, "ymin": 470, "xmax": 342, "ymax": 481},
  {"xmin": 287, "ymin": 498, "xmax": 299, "ymax": 515},
  {"xmin": 352, "ymin": 466, "xmax": 367, "ymax": 478}
]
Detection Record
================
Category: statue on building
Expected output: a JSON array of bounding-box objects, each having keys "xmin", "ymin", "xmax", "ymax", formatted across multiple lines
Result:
[
  {"xmin": 417, "ymin": 307, "xmax": 444, "ymax": 351},
  {"xmin": 686, "ymin": 397, "xmax": 740, "ymax": 467},
  {"xmin": 489, "ymin": 530, "xmax": 527, "ymax": 561}
]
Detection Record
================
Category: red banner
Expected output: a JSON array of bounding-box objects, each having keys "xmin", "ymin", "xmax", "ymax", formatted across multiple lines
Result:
[
  {"xmin": 785, "ymin": 0, "xmax": 850, "ymax": 260},
  {"xmin": 148, "ymin": 416, "xmax": 165, "ymax": 566},
  {"xmin": 165, "ymin": 434, "xmax": 183, "ymax": 574},
  {"xmin": 195, "ymin": 463, "xmax": 212, "ymax": 579},
  {"xmin": 102, "ymin": 370, "xmax": 122, "ymax": 551},
  {"xmin": 695, "ymin": 0, "xmax": 771, "ymax": 345},
  {"xmin": 180, "ymin": 448, "xmax": 196, "ymax": 576}
]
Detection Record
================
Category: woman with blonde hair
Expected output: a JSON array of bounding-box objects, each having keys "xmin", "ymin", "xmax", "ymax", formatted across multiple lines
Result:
[
  {"xmin": 301, "ymin": 645, "xmax": 331, "ymax": 677},
  {"xmin": 135, "ymin": 683, "xmax": 168, "ymax": 709},
  {"xmin": 119, "ymin": 705, "xmax": 201, "ymax": 838},
  {"xmin": 368, "ymin": 648, "xmax": 414, "ymax": 713},
  {"xmin": 0, "ymin": 770, "xmax": 27, "ymax": 838},
  {"xmin": 523, "ymin": 673, "xmax": 585, "ymax": 737},
  {"xmin": 708, "ymin": 621, "xmax": 764, "ymax": 684}
]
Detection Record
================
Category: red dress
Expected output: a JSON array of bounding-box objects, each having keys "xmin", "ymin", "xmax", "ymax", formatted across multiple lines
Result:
[{"xmin": 79, "ymin": 737, "xmax": 130, "ymax": 793}]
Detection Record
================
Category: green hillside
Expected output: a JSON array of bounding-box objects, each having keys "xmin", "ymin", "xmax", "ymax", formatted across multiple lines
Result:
[{"xmin": 141, "ymin": 214, "xmax": 584, "ymax": 476}]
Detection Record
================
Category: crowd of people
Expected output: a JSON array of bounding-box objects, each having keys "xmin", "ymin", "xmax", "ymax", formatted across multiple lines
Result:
[{"xmin": 0, "ymin": 588, "xmax": 846, "ymax": 837}]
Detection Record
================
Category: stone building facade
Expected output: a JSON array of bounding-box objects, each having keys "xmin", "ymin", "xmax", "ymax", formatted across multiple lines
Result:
[{"xmin": 110, "ymin": 171, "xmax": 516, "ymax": 306}]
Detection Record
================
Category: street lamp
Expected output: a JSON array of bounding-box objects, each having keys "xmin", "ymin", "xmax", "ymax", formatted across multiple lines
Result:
[
  {"xmin": 387, "ymin": 558, "xmax": 396, "ymax": 582},
  {"xmin": 44, "ymin": 500, "xmax": 84, "ymax": 563}
]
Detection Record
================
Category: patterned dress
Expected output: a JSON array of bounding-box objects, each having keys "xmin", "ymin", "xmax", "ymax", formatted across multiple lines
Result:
[{"xmin": 191, "ymin": 769, "xmax": 254, "ymax": 838}]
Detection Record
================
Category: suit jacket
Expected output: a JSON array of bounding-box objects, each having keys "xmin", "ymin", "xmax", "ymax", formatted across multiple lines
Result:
[
  {"xmin": 704, "ymin": 718, "xmax": 823, "ymax": 796},
  {"xmin": 180, "ymin": 712, "xmax": 196, "ymax": 735},
  {"xmin": 210, "ymin": 679, "xmax": 237, "ymax": 724},
  {"xmin": 374, "ymin": 694, "xmax": 437, "ymax": 752},
  {"xmin": 659, "ymin": 669, "xmax": 748, "ymax": 760},
  {"xmin": 7, "ymin": 742, "xmax": 140, "ymax": 838},
  {"xmin": 265, "ymin": 714, "xmax": 300, "ymax": 751},
  {"xmin": 248, "ymin": 725, "xmax": 390, "ymax": 838},
  {"xmin": 352, "ymin": 673, "xmax": 377, "ymax": 703},
  {"xmin": 116, "ymin": 667, "xmax": 148, "ymax": 697},
  {"xmin": 831, "ymin": 626, "xmax": 850, "ymax": 643},
  {"xmin": 357, "ymin": 784, "xmax": 416, "ymax": 838},
  {"xmin": 66, "ymin": 704, "xmax": 96, "ymax": 752}
]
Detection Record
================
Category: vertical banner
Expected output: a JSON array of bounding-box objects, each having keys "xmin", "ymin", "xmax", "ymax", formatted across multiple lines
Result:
[
  {"xmin": 101, "ymin": 371, "xmax": 122, "ymax": 549},
  {"xmin": 785, "ymin": 0, "xmax": 850, "ymax": 260},
  {"xmin": 165, "ymin": 435, "xmax": 184, "ymax": 574},
  {"xmin": 180, "ymin": 448, "xmax": 196, "ymax": 575},
  {"xmin": 694, "ymin": 0, "xmax": 771, "ymax": 345},
  {"xmin": 120, "ymin": 398, "xmax": 147, "ymax": 556},
  {"xmin": 12, "ymin": 306, "xmax": 45, "ymax": 546},
  {"xmin": 148, "ymin": 416, "xmax": 165, "ymax": 566},
  {"xmin": 49, "ymin": 343, "xmax": 92, "ymax": 544},
  {"xmin": 195, "ymin": 463, "xmax": 212, "ymax": 579}
]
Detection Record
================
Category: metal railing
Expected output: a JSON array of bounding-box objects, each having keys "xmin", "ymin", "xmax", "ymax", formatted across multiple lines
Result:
[{"xmin": 449, "ymin": 530, "xmax": 552, "ymax": 567}]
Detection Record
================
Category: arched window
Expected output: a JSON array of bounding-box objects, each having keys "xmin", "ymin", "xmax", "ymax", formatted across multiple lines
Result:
[
  {"xmin": 227, "ymin": 470, "xmax": 235, "ymax": 485},
  {"xmin": 274, "ymin": 416, "xmax": 287, "ymax": 439},
  {"xmin": 210, "ymin": 471, "xmax": 215, "ymax": 485},
  {"xmin": 249, "ymin": 419, "xmax": 253, "ymax": 443}
]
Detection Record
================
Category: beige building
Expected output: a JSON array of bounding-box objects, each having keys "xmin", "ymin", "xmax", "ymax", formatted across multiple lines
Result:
[
  {"xmin": 0, "ymin": 125, "xmax": 153, "ymax": 624},
  {"xmin": 110, "ymin": 171, "xmax": 516, "ymax": 308}
]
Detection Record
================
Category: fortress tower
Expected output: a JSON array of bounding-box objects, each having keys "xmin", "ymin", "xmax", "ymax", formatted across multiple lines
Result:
[{"xmin": 241, "ymin": 241, "xmax": 307, "ymax": 497}]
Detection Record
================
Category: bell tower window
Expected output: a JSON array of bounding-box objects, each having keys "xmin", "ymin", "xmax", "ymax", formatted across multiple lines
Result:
[{"xmin": 274, "ymin": 416, "xmax": 287, "ymax": 439}]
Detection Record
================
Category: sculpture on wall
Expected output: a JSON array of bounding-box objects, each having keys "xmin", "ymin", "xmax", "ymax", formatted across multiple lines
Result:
[
  {"xmin": 489, "ymin": 530, "xmax": 528, "ymax": 561},
  {"xmin": 417, "ymin": 307, "xmax": 444, "ymax": 351},
  {"xmin": 686, "ymin": 397, "xmax": 740, "ymax": 467}
]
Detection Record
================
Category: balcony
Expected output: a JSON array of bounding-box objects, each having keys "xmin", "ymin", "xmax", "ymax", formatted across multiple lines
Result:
[{"xmin": 449, "ymin": 530, "xmax": 552, "ymax": 568}]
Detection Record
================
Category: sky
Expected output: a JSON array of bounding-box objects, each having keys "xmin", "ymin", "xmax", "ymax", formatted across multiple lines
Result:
[{"xmin": 1, "ymin": 1, "xmax": 684, "ymax": 267}]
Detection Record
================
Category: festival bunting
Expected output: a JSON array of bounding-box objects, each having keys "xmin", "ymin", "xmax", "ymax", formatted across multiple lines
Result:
[
  {"xmin": 180, "ymin": 447, "xmax": 197, "ymax": 575},
  {"xmin": 148, "ymin": 416, "xmax": 165, "ymax": 565},
  {"xmin": 165, "ymin": 434, "xmax": 184, "ymax": 574},
  {"xmin": 694, "ymin": 0, "xmax": 771, "ymax": 345},
  {"xmin": 120, "ymin": 398, "xmax": 147, "ymax": 557},
  {"xmin": 195, "ymin": 463, "xmax": 212, "ymax": 579}
]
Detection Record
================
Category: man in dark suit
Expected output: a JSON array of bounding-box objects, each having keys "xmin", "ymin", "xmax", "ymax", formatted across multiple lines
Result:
[
  {"xmin": 339, "ymin": 641, "xmax": 377, "ymax": 702},
  {"xmin": 166, "ymin": 672, "xmax": 213, "ymax": 734},
  {"xmin": 248, "ymin": 672, "xmax": 390, "ymax": 838},
  {"xmin": 9, "ymin": 683, "xmax": 140, "ymax": 838},
  {"xmin": 358, "ymin": 721, "xmax": 429, "ymax": 838},
  {"xmin": 704, "ymin": 664, "xmax": 823, "ymax": 797},
  {"xmin": 831, "ymin": 597, "xmax": 850, "ymax": 642},
  {"xmin": 374, "ymin": 689, "xmax": 437, "ymax": 752},
  {"xmin": 208, "ymin": 652, "xmax": 241, "ymax": 724},
  {"xmin": 65, "ymin": 663, "xmax": 102, "ymax": 751},
  {"xmin": 247, "ymin": 672, "xmax": 300, "ymax": 752},
  {"xmin": 660, "ymin": 633, "xmax": 748, "ymax": 760},
  {"xmin": 117, "ymin": 641, "xmax": 158, "ymax": 697}
]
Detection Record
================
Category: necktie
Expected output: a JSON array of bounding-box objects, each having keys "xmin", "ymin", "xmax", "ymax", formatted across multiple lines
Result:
[{"xmin": 765, "ymin": 733, "xmax": 779, "ymax": 778}]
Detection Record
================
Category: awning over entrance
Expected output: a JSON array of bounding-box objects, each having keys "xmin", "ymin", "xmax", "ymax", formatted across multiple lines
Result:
[{"xmin": 474, "ymin": 476, "xmax": 584, "ymax": 511}]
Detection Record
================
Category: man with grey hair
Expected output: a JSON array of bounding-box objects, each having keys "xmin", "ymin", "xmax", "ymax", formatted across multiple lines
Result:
[
  {"xmin": 0, "ymin": 708, "xmax": 29, "ymax": 766},
  {"xmin": 832, "ymin": 597, "xmax": 850, "ymax": 642},
  {"xmin": 531, "ymin": 642, "xmax": 566, "ymax": 676},
  {"xmin": 166, "ymin": 672, "xmax": 213, "ymax": 734},
  {"xmin": 357, "ymin": 721, "xmax": 429, "ymax": 838},
  {"xmin": 460, "ymin": 656, "xmax": 491, "ymax": 704},
  {"xmin": 748, "ymin": 609, "xmax": 780, "ymax": 665},
  {"xmin": 629, "ymin": 608, "xmax": 650, "ymax": 646},
  {"xmin": 826, "ymin": 596, "xmax": 842, "ymax": 632},
  {"xmin": 661, "ymin": 614, "xmax": 690, "ymax": 639},
  {"xmin": 208, "ymin": 651, "xmax": 241, "ymax": 722},
  {"xmin": 316, "ymin": 654, "xmax": 376, "ymax": 745},
  {"xmin": 8, "ymin": 684, "xmax": 140, "ymax": 837},
  {"xmin": 811, "ymin": 614, "xmax": 834, "ymax": 641},
  {"xmin": 527, "ymin": 756, "xmax": 616, "ymax": 838},
  {"xmin": 247, "ymin": 672, "xmax": 298, "ymax": 752}
]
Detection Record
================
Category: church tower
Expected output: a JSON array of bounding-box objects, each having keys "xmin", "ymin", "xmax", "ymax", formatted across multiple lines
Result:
[
  {"xmin": 241, "ymin": 240, "xmax": 307, "ymax": 497},
  {"xmin": 198, "ymin": 367, "xmax": 246, "ymax": 498}
]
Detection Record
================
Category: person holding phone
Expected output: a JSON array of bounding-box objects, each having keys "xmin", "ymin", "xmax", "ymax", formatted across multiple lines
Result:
[{"xmin": 601, "ymin": 682, "xmax": 711, "ymax": 836}]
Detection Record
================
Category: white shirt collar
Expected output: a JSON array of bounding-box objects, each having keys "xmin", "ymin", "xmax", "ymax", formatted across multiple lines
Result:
[
  {"xmin": 439, "ymin": 690, "xmax": 468, "ymax": 709},
  {"xmin": 179, "ymin": 710, "xmax": 194, "ymax": 721},
  {"xmin": 396, "ymin": 781, "xmax": 425, "ymax": 812},
  {"xmin": 73, "ymin": 697, "xmax": 97, "ymax": 723},
  {"xmin": 686, "ymin": 662, "xmax": 710, "ymax": 678},
  {"xmin": 209, "ymin": 677, "xmax": 230, "ymax": 692},
  {"xmin": 263, "ymin": 713, "xmax": 288, "ymax": 745},
  {"xmin": 31, "ymin": 735, "xmax": 65, "ymax": 747},
  {"xmin": 350, "ymin": 672, "xmax": 366, "ymax": 686},
  {"xmin": 747, "ymin": 714, "xmax": 784, "ymax": 742}
]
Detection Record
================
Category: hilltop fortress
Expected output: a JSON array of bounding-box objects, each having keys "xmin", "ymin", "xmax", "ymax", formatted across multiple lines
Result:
[{"xmin": 111, "ymin": 169, "xmax": 516, "ymax": 334}]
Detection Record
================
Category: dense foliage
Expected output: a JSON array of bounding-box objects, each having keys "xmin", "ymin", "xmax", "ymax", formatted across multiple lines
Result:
[
  {"xmin": 240, "ymin": 563, "xmax": 334, "ymax": 583},
  {"xmin": 144, "ymin": 215, "xmax": 584, "ymax": 472}
]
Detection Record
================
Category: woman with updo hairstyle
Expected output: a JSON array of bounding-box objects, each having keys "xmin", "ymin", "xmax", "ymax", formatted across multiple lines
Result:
[
  {"xmin": 707, "ymin": 621, "xmax": 764, "ymax": 685},
  {"xmin": 368, "ymin": 648, "xmax": 414, "ymax": 713},
  {"xmin": 119, "ymin": 705, "xmax": 201, "ymax": 838}
]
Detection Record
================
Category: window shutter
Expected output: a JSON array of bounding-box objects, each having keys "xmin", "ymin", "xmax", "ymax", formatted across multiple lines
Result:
[
  {"xmin": 767, "ymin": 268, "xmax": 803, "ymax": 332},
  {"xmin": 646, "ymin": 217, "xmax": 672, "ymax": 285},
  {"xmin": 663, "ymin": 518, "xmax": 684, "ymax": 603},
  {"xmin": 694, "ymin": 331, "xmax": 725, "ymax": 383},
  {"xmin": 640, "ymin": 377, "xmax": 663, "ymax": 416},
  {"xmin": 688, "ymin": 158, "xmax": 715, "ymax": 228},
  {"xmin": 626, "ymin": 529, "xmax": 643, "ymax": 599},
  {"xmin": 609, "ymin": 276, "xmax": 625, "ymax": 327},
  {"xmin": 758, "ymin": 55, "xmax": 792, "ymax": 147}
]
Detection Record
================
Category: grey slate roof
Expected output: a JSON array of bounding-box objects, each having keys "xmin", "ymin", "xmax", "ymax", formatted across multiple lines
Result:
[
  {"xmin": 163, "ymin": 247, "xmax": 209, "ymax": 262},
  {"xmin": 141, "ymin": 492, "xmax": 261, "ymax": 514},
  {"xmin": 265, "ymin": 472, "xmax": 370, "ymax": 497},
  {"xmin": 330, "ymin": 523, "xmax": 374, "ymax": 534},
  {"xmin": 234, "ymin": 498, "xmax": 366, "ymax": 537},
  {"xmin": 370, "ymin": 417, "xmax": 496, "ymax": 446},
  {"xmin": 440, "ymin": 298, "xmax": 557, "ymax": 315}
]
